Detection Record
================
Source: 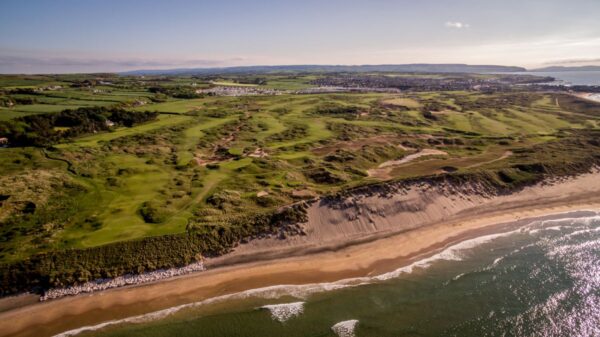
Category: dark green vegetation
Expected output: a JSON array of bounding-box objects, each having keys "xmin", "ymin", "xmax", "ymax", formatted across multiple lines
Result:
[
  {"xmin": 1, "ymin": 72, "xmax": 600, "ymax": 295},
  {"xmin": 1, "ymin": 204, "xmax": 308, "ymax": 294},
  {"xmin": 0, "ymin": 107, "xmax": 158, "ymax": 146}
]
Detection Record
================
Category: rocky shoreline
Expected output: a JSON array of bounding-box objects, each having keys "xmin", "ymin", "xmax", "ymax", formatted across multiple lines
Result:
[{"xmin": 40, "ymin": 261, "xmax": 206, "ymax": 301}]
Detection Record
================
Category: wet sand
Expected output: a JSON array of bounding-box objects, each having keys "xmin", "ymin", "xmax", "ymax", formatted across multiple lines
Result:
[{"xmin": 2, "ymin": 172, "xmax": 600, "ymax": 337}]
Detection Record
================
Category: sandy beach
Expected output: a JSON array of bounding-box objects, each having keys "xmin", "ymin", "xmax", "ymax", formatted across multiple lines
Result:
[
  {"xmin": 574, "ymin": 92, "xmax": 600, "ymax": 103},
  {"xmin": 2, "ymin": 170, "xmax": 600, "ymax": 337}
]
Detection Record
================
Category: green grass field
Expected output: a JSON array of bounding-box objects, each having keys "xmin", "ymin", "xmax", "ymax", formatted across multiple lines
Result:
[{"xmin": 2, "ymin": 73, "xmax": 600, "ymax": 264}]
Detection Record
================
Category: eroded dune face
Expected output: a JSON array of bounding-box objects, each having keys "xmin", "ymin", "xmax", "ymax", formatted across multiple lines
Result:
[{"xmin": 223, "ymin": 170, "xmax": 600, "ymax": 256}]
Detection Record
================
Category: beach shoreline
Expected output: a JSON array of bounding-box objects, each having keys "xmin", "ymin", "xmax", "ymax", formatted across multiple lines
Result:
[
  {"xmin": 2, "ymin": 172, "xmax": 600, "ymax": 337},
  {"xmin": 573, "ymin": 92, "xmax": 600, "ymax": 103}
]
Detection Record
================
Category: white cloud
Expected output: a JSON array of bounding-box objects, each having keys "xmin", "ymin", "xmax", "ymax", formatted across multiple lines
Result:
[
  {"xmin": 445, "ymin": 21, "xmax": 470, "ymax": 29},
  {"xmin": 0, "ymin": 49, "xmax": 254, "ymax": 74}
]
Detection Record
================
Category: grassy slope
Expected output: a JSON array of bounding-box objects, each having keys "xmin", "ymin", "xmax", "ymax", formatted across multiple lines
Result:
[{"xmin": 1, "ymin": 81, "xmax": 600, "ymax": 263}]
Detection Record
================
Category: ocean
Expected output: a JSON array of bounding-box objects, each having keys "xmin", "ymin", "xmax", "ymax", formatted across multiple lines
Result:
[
  {"xmin": 523, "ymin": 71, "xmax": 600, "ymax": 86},
  {"xmin": 60, "ymin": 211, "xmax": 600, "ymax": 337}
]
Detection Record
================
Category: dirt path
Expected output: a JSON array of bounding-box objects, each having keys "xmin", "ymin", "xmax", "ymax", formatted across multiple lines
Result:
[{"xmin": 467, "ymin": 150, "xmax": 513, "ymax": 169}]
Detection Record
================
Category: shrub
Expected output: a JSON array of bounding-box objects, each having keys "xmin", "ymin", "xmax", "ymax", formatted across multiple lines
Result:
[{"xmin": 139, "ymin": 201, "xmax": 167, "ymax": 223}]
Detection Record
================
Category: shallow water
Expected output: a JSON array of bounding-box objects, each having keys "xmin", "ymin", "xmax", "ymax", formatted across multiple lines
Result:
[{"xmin": 67, "ymin": 212, "xmax": 600, "ymax": 337}]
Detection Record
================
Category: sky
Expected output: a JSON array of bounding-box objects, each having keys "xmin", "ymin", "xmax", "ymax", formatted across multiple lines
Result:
[{"xmin": 1, "ymin": 0, "xmax": 600, "ymax": 74}]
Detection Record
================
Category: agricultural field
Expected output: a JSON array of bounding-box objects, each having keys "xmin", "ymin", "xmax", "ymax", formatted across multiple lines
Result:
[{"xmin": 1, "ymin": 73, "xmax": 600, "ymax": 267}]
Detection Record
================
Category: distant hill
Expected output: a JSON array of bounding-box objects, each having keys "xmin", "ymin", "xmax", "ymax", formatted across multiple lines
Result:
[
  {"xmin": 530, "ymin": 65, "xmax": 600, "ymax": 72},
  {"xmin": 121, "ymin": 64, "xmax": 526, "ymax": 76}
]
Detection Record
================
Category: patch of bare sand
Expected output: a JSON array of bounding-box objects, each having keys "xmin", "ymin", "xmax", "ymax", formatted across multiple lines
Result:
[
  {"xmin": 367, "ymin": 149, "xmax": 448, "ymax": 179},
  {"xmin": 194, "ymin": 157, "xmax": 221, "ymax": 166},
  {"xmin": 291, "ymin": 189, "xmax": 318, "ymax": 199},
  {"xmin": 247, "ymin": 147, "xmax": 268, "ymax": 158},
  {"xmin": 380, "ymin": 97, "xmax": 421, "ymax": 108},
  {"xmin": 225, "ymin": 169, "xmax": 600, "ymax": 260}
]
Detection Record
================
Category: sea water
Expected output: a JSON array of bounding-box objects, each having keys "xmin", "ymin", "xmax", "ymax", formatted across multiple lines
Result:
[
  {"xmin": 62, "ymin": 211, "xmax": 600, "ymax": 337},
  {"xmin": 514, "ymin": 71, "xmax": 600, "ymax": 86}
]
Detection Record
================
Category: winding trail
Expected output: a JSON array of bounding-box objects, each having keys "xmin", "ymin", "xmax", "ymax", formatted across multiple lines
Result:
[
  {"xmin": 467, "ymin": 151, "xmax": 513, "ymax": 169},
  {"xmin": 41, "ymin": 148, "xmax": 77, "ymax": 175}
]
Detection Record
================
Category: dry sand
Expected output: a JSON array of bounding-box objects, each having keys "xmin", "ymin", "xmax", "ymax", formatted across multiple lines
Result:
[
  {"xmin": 366, "ymin": 149, "xmax": 447, "ymax": 179},
  {"xmin": 574, "ymin": 92, "xmax": 600, "ymax": 103},
  {"xmin": 2, "ymin": 170, "xmax": 600, "ymax": 337}
]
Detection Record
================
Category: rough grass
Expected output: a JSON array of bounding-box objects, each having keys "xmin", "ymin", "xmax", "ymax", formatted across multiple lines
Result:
[
  {"xmin": 1, "ymin": 86, "xmax": 600, "ymax": 264},
  {"xmin": 382, "ymin": 97, "xmax": 421, "ymax": 108},
  {"xmin": 58, "ymin": 114, "xmax": 192, "ymax": 148}
]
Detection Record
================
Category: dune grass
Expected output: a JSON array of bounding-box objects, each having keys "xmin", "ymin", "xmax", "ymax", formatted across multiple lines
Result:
[{"xmin": 2, "ymin": 88, "xmax": 599, "ymax": 262}]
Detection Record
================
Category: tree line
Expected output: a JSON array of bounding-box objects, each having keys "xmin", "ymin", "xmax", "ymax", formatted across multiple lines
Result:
[{"xmin": 0, "ymin": 107, "xmax": 159, "ymax": 147}]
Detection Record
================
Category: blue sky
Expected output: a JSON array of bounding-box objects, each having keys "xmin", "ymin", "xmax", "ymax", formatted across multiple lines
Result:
[{"xmin": 1, "ymin": 0, "xmax": 600, "ymax": 73}]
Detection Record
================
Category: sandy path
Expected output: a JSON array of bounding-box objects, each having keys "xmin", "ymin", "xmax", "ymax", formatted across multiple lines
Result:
[
  {"xmin": 2, "ymin": 171, "xmax": 600, "ymax": 337},
  {"xmin": 378, "ymin": 149, "xmax": 448, "ymax": 168},
  {"xmin": 467, "ymin": 150, "xmax": 513, "ymax": 168}
]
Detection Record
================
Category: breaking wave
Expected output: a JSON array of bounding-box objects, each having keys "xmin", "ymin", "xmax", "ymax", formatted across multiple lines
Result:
[
  {"xmin": 260, "ymin": 302, "xmax": 305, "ymax": 322},
  {"xmin": 331, "ymin": 319, "xmax": 359, "ymax": 337},
  {"xmin": 52, "ymin": 211, "xmax": 600, "ymax": 337}
]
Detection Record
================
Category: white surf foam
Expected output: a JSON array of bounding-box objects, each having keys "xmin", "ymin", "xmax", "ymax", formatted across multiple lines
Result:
[
  {"xmin": 52, "ymin": 213, "xmax": 600, "ymax": 337},
  {"xmin": 452, "ymin": 272, "xmax": 466, "ymax": 281},
  {"xmin": 331, "ymin": 319, "xmax": 359, "ymax": 337},
  {"xmin": 260, "ymin": 302, "xmax": 305, "ymax": 322},
  {"xmin": 374, "ymin": 229, "xmax": 521, "ymax": 281},
  {"xmin": 544, "ymin": 226, "xmax": 564, "ymax": 231},
  {"xmin": 521, "ymin": 213, "xmax": 600, "ymax": 235},
  {"xmin": 52, "ymin": 228, "xmax": 522, "ymax": 336},
  {"xmin": 493, "ymin": 256, "xmax": 504, "ymax": 265},
  {"xmin": 52, "ymin": 282, "xmax": 363, "ymax": 336},
  {"xmin": 538, "ymin": 214, "xmax": 600, "ymax": 228},
  {"xmin": 564, "ymin": 225, "xmax": 600, "ymax": 239}
]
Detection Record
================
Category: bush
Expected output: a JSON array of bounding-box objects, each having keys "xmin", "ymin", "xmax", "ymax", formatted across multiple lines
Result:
[{"xmin": 139, "ymin": 201, "xmax": 167, "ymax": 223}]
